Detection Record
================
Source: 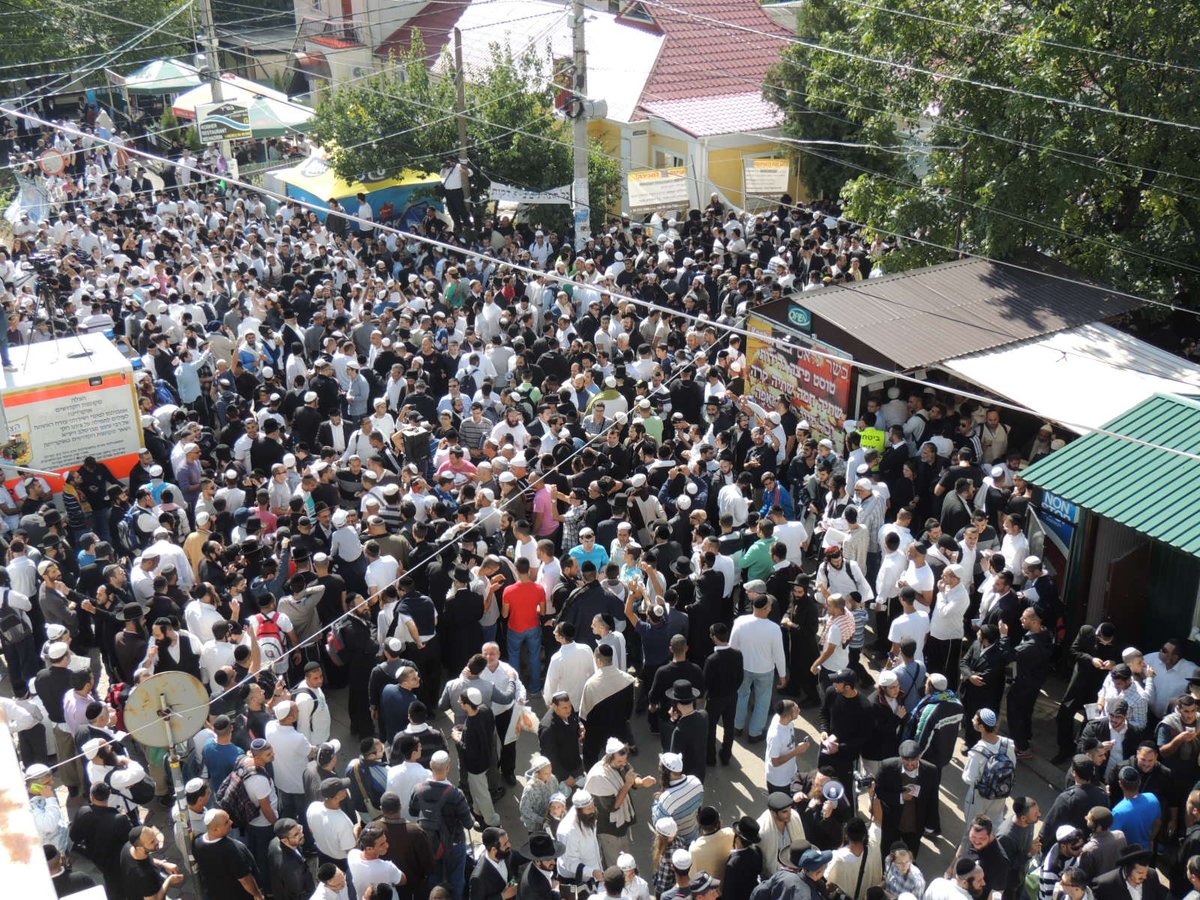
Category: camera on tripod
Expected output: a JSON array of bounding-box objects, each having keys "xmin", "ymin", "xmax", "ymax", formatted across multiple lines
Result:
[{"xmin": 29, "ymin": 252, "xmax": 57, "ymax": 275}]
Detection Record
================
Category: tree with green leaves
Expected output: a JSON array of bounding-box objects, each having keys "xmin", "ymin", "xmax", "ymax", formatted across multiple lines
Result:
[
  {"xmin": 311, "ymin": 31, "xmax": 622, "ymax": 230},
  {"xmin": 765, "ymin": 0, "xmax": 1200, "ymax": 307},
  {"xmin": 0, "ymin": 0, "xmax": 189, "ymax": 82}
]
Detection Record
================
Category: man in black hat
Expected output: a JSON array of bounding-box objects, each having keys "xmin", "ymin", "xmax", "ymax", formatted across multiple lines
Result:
[
  {"xmin": 519, "ymin": 831, "xmax": 565, "ymax": 900},
  {"xmin": 1056, "ymin": 628, "xmax": 1118, "ymax": 768},
  {"xmin": 667, "ymin": 679, "xmax": 709, "ymax": 782},
  {"xmin": 873, "ymin": 740, "xmax": 938, "ymax": 857},
  {"xmin": 1092, "ymin": 845, "xmax": 1169, "ymax": 900},
  {"xmin": 723, "ymin": 816, "xmax": 763, "ymax": 900}
]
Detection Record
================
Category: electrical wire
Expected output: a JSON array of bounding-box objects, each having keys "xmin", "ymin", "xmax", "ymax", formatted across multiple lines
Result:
[
  {"xmin": 813, "ymin": 0, "xmax": 1200, "ymax": 79},
  {"xmin": 633, "ymin": 0, "xmax": 1200, "ymax": 135}
]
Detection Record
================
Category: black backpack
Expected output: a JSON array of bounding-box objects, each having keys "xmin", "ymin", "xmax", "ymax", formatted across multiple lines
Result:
[{"xmin": 0, "ymin": 589, "xmax": 31, "ymax": 646}]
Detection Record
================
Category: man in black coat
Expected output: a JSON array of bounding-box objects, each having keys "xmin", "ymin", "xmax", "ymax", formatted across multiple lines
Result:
[
  {"xmin": 538, "ymin": 692, "xmax": 585, "ymax": 787},
  {"xmin": 470, "ymin": 827, "xmax": 514, "ymax": 900},
  {"xmin": 1054, "ymin": 622, "xmax": 1120, "ymax": 764},
  {"xmin": 1077, "ymin": 700, "xmax": 1142, "ymax": 764},
  {"xmin": 723, "ymin": 816, "xmax": 764, "ymax": 900},
  {"xmin": 649, "ymin": 636, "xmax": 704, "ymax": 750},
  {"xmin": 704, "ymin": 623, "xmax": 744, "ymax": 767},
  {"xmin": 1039, "ymin": 755, "xmax": 1110, "ymax": 841},
  {"xmin": 68, "ymin": 782, "xmax": 133, "ymax": 898},
  {"xmin": 268, "ymin": 818, "xmax": 315, "ymax": 900},
  {"xmin": 872, "ymin": 740, "xmax": 939, "ymax": 858},
  {"xmin": 518, "ymin": 832, "xmax": 564, "ymax": 900},
  {"xmin": 1092, "ymin": 845, "xmax": 1170, "ymax": 900},
  {"xmin": 959, "ymin": 624, "xmax": 1007, "ymax": 746}
]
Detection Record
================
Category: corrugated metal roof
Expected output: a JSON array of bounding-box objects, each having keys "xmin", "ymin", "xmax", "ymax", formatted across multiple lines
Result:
[
  {"xmin": 641, "ymin": 92, "xmax": 783, "ymax": 137},
  {"xmin": 1021, "ymin": 393, "xmax": 1200, "ymax": 556},
  {"xmin": 794, "ymin": 253, "xmax": 1143, "ymax": 369}
]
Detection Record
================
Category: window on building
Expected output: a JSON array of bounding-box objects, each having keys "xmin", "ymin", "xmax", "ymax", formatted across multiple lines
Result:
[{"xmin": 654, "ymin": 148, "xmax": 684, "ymax": 169}]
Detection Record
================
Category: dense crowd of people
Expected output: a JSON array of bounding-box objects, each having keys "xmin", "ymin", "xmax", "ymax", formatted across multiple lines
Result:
[{"xmin": 2, "ymin": 107, "xmax": 1195, "ymax": 900}]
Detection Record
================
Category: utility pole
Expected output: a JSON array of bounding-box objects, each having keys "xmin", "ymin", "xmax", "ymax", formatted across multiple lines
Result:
[
  {"xmin": 453, "ymin": 27, "xmax": 471, "ymax": 212},
  {"xmin": 197, "ymin": 0, "xmax": 232, "ymax": 170},
  {"xmin": 570, "ymin": 0, "xmax": 591, "ymax": 249}
]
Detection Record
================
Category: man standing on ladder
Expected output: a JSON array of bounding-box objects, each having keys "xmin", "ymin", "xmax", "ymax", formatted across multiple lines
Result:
[{"xmin": 440, "ymin": 156, "xmax": 473, "ymax": 238}]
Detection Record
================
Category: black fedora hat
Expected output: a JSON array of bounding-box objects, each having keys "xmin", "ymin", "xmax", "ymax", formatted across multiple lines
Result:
[
  {"xmin": 732, "ymin": 815, "xmax": 761, "ymax": 844},
  {"xmin": 666, "ymin": 679, "xmax": 700, "ymax": 704},
  {"xmin": 521, "ymin": 832, "xmax": 565, "ymax": 862}
]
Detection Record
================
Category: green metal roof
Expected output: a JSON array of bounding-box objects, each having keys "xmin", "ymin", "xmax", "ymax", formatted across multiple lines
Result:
[{"xmin": 1021, "ymin": 392, "xmax": 1200, "ymax": 556}]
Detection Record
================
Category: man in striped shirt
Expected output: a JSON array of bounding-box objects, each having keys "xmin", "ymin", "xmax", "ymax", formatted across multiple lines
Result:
[{"xmin": 651, "ymin": 752, "xmax": 705, "ymax": 844}]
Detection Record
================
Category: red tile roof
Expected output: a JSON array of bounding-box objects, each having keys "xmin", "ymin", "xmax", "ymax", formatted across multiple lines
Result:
[
  {"xmin": 375, "ymin": 0, "xmax": 469, "ymax": 59},
  {"xmin": 627, "ymin": 0, "xmax": 793, "ymax": 106}
]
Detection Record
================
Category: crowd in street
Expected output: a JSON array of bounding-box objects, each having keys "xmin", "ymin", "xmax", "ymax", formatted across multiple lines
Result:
[{"xmin": 2, "ymin": 107, "xmax": 1197, "ymax": 900}]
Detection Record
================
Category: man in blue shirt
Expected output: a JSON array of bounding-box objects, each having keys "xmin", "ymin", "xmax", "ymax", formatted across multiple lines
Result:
[
  {"xmin": 1111, "ymin": 765, "xmax": 1162, "ymax": 849},
  {"xmin": 568, "ymin": 529, "xmax": 610, "ymax": 569}
]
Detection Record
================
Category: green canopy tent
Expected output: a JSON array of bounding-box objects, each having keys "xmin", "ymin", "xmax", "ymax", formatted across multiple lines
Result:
[
  {"xmin": 120, "ymin": 58, "xmax": 202, "ymax": 95},
  {"xmin": 244, "ymin": 95, "xmax": 314, "ymax": 137}
]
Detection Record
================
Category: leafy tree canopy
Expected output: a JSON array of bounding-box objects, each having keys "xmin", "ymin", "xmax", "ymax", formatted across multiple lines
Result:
[
  {"xmin": 765, "ymin": 0, "xmax": 1200, "ymax": 308},
  {"xmin": 0, "ymin": 0, "xmax": 190, "ymax": 82},
  {"xmin": 312, "ymin": 32, "xmax": 622, "ymax": 230}
]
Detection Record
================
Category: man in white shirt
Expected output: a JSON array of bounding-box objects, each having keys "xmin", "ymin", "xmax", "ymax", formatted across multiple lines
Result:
[
  {"xmin": 769, "ymin": 507, "xmax": 809, "ymax": 565},
  {"xmin": 293, "ymin": 662, "xmax": 333, "ymax": 745},
  {"xmin": 899, "ymin": 541, "xmax": 935, "ymax": 609},
  {"xmin": 347, "ymin": 825, "xmax": 405, "ymax": 893},
  {"xmin": 480, "ymin": 642, "xmax": 526, "ymax": 784},
  {"xmin": 556, "ymin": 790, "xmax": 604, "ymax": 883},
  {"xmin": 873, "ymin": 531, "xmax": 908, "ymax": 658},
  {"xmin": 307, "ymin": 777, "xmax": 357, "ymax": 867},
  {"xmin": 265, "ymin": 701, "xmax": 314, "ymax": 820},
  {"xmin": 888, "ymin": 589, "xmax": 930, "ymax": 664},
  {"xmin": 1146, "ymin": 638, "xmax": 1198, "ymax": 719},
  {"xmin": 729, "ymin": 591, "xmax": 787, "ymax": 741},
  {"xmin": 543, "ymin": 622, "xmax": 596, "ymax": 708},
  {"xmin": 764, "ymin": 699, "xmax": 812, "ymax": 795},
  {"xmin": 926, "ymin": 565, "xmax": 969, "ymax": 686},
  {"xmin": 385, "ymin": 733, "xmax": 431, "ymax": 819}
]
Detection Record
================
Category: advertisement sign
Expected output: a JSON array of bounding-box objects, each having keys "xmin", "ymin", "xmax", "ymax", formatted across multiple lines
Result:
[
  {"xmin": 743, "ymin": 158, "xmax": 790, "ymax": 196},
  {"xmin": 1038, "ymin": 489, "xmax": 1079, "ymax": 552},
  {"xmin": 0, "ymin": 335, "xmax": 142, "ymax": 486},
  {"xmin": 745, "ymin": 314, "xmax": 853, "ymax": 442},
  {"xmin": 196, "ymin": 100, "xmax": 252, "ymax": 143},
  {"xmin": 627, "ymin": 167, "xmax": 689, "ymax": 212},
  {"xmin": 787, "ymin": 304, "xmax": 813, "ymax": 333},
  {"xmin": 487, "ymin": 182, "xmax": 573, "ymax": 205}
]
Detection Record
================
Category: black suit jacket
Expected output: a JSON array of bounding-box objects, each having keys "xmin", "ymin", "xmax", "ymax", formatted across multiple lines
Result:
[
  {"xmin": 1092, "ymin": 868, "xmax": 1170, "ymax": 900},
  {"xmin": 875, "ymin": 758, "xmax": 939, "ymax": 840},
  {"xmin": 704, "ymin": 646, "xmax": 745, "ymax": 700},
  {"xmin": 317, "ymin": 419, "xmax": 356, "ymax": 449},
  {"xmin": 959, "ymin": 639, "xmax": 1006, "ymax": 711},
  {"xmin": 723, "ymin": 846, "xmax": 763, "ymax": 900},
  {"xmin": 1078, "ymin": 717, "xmax": 1143, "ymax": 762},
  {"xmin": 518, "ymin": 863, "xmax": 557, "ymax": 900},
  {"xmin": 470, "ymin": 854, "xmax": 509, "ymax": 900}
]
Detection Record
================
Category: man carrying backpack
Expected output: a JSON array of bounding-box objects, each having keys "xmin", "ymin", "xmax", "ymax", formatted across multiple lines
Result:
[
  {"xmin": 250, "ymin": 594, "xmax": 296, "ymax": 680},
  {"xmin": 960, "ymin": 708, "xmax": 1016, "ymax": 843},
  {"xmin": 217, "ymin": 739, "xmax": 279, "ymax": 882}
]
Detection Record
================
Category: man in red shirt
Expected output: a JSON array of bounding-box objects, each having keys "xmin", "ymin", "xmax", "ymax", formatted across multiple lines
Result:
[{"xmin": 503, "ymin": 557, "xmax": 547, "ymax": 692}]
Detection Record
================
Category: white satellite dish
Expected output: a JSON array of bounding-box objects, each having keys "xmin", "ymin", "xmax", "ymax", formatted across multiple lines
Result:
[{"xmin": 122, "ymin": 671, "xmax": 211, "ymax": 748}]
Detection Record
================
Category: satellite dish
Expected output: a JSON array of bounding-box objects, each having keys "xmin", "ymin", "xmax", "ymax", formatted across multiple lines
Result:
[{"xmin": 123, "ymin": 671, "xmax": 211, "ymax": 748}]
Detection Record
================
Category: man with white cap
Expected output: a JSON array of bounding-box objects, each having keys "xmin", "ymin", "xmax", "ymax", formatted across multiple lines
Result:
[
  {"xmin": 266, "ymin": 699, "xmax": 316, "ymax": 821},
  {"xmin": 453, "ymin": 685, "xmax": 501, "ymax": 827},
  {"xmin": 26, "ymin": 761, "xmax": 71, "ymax": 855},
  {"xmin": 926, "ymin": 564, "xmax": 969, "ymax": 687},
  {"xmin": 557, "ymin": 789, "xmax": 604, "ymax": 886},
  {"xmin": 193, "ymin": 808, "xmax": 266, "ymax": 900},
  {"xmin": 34, "ymin": 640, "xmax": 86, "ymax": 796}
]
